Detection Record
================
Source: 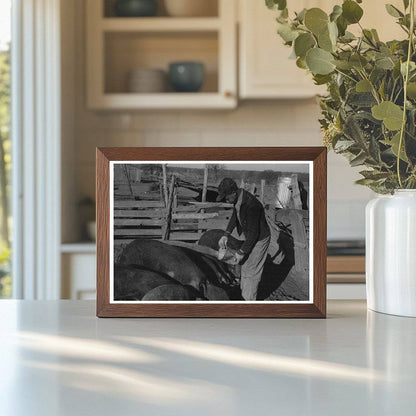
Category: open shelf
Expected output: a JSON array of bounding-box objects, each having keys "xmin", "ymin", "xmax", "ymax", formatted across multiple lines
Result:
[
  {"xmin": 103, "ymin": 0, "xmax": 219, "ymax": 18},
  {"xmin": 104, "ymin": 31, "xmax": 219, "ymax": 94},
  {"xmin": 86, "ymin": 0, "xmax": 236, "ymax": 109}
]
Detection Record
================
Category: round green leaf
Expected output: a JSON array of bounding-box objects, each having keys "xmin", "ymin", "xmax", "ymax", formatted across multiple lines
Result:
[
  {"xmin": 339, "ymin": 31, "xmax": 356, "ymax": 42},
  {"xmin": 375, "ymin": 56, "xmax": 395, "ymax": 70},
  {"xmin": 342, "ymin": 0, "xmax": 363, "ymax": 24},
  {"xmin": 401, "ymin": 61, "xmax": 416, "ymax": 77},
  {"xmin": 318, "ymin": 32, "xmax": 333, "ymax": 52},
  {"xmin": 306, "ymin": 48, "xmax": 335, "ymax": 75},
  {"xmin": 407, "ymin": 82, "xmax": 416, "ymax": 99},
  {"xmin": 277, "ymin": 23, "xmax": 299, "ymax": 42},
  {"xmin": 294, "ymin": 33, "xmax": 315, "ymax": 57},
  {"xmin": 350, "ymin": 53, "xmax": 368, "ymax": 69},
  {"xmin": 330, "ymin": 5, "xmax": 343, "ymax": 22},
  {"xmin": 333, "ymin": 59, "xmax": 353, "ymax": 70},
  {"xmin": 317, "ymin": 22, "xmax": 337, "ymax": 52},
  {"xmin": 304, "ymin": 8, "xmax": 329, "ymax": 35},
  {"xmin": 336, "ymin": 15, "xmax": 348, "ymax": 36},
  {"xmin": 296, "ymin": 8, "xmax": 307, "ymax": 23},
  {"xmin": 356, "ymin": 79, "xmax": 372, "ymax": 92},
  {"xmin": 371, "ymin": 101, "xmax": 403, "ymax": 131},
  {"xmin": 266, "ymin": 0, "xmax": 287, "ymax": 11},
  {"xmin": 296, "ymin": 57, "xmax": 307, "ymax": 69},
  {"xmin": 313, "ymin": 74, "xmax": 332, "ymax": 85},
  {"xmin": 328, "ymin": 21, "xmax": 338, "ymax": 42}
]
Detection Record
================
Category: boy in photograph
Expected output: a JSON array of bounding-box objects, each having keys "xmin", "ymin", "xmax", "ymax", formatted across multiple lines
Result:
[{"xmin": 216, "ymin": 178, "xmax": 271, "ymax": 300}]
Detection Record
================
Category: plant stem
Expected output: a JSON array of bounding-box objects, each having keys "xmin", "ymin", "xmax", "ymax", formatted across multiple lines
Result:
[
  {"xmin": 397, "ymin": 0, "xmax": 415, "ymax": 188},
  {"xmin": 334, "ymin": 68, "xmax": 357, "ymax": 83},
  {"xmin": 358, "ymin": 69, "xmax": 380, "ymax": 104},
  {"xmin": 358, "ymin": 22, "xmax": 378, "ymax": 49},
  {"xmin": 393, "ymin": 86, "xmax": 404, "ymax": 104},
  {"xmin": 390, "ymin": 79, "xmax": 397, "ymax": 101}
]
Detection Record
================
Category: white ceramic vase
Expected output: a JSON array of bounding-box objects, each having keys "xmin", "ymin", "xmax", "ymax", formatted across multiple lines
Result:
[{"xmin": 366, "ymin": 190, "xmax": 416, "ymax": 317}]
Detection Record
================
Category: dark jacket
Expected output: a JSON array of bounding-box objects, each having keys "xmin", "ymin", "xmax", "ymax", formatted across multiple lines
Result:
[{"xmin": 225, "ymin": 189, "xmax": 270, "ymax": 255}]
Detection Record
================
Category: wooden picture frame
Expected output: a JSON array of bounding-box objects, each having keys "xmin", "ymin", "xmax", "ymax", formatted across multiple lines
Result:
[{"xmin": 96, "ymin": 147, "xmax": 327, "ymax": 318}]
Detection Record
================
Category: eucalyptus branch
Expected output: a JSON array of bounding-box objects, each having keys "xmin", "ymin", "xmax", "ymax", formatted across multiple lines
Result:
[
  {"xmin": 267, "ymin": 0, "xmax": 416, "ymax": 193},
  {"xmin": 390, "ymin": 79, "xmax": 398, "ymax": 101},
  {"xmin": 393, "ymin": 85, "xmax": 404, "ymax": 103},
  {"xmin": 358, "ymin": 22, "xmax": 378, "ymax": 49},
  {"xmin": 397, "ymin": 0, "xmax": 415, "ymax": 187},
  {"xmin": 358, "ymin": 69, "xmax": 381, "ymax": 104},
  {"xmin": 398, "ymin": 24, "xmax": 410, "ymax": 35},
  {"xmin": 334, "ymin": 68, "xmax": 358, "ymax": 83}
]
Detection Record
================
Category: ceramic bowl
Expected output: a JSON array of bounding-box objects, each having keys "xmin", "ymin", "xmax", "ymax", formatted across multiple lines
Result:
[
  {"xmin": 114, "ymin": 0, "xmax": 158, "ymax": 17},
  {"xmin": 164, "ymin": 0, "xmax": 217, "ymax": 17},
  {"xmin": 168, "ymin": 62, "xmax": 205, "ymax": 93}
]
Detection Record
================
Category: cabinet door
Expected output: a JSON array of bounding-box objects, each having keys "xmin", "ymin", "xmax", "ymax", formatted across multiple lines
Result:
[
  {"xmin": 239, "ymin": 0, "xmax": 404, "ymax": 99},
  {"xmin": 62, "ymin": 253, "xmax": 96, "ymax": 300},
  {"xmin": 239, "ymin": 0, "xmax": 321, "ymax": 99},
  {"xmin": 360, "ymin": 0, "xmax": 404, "ymax": 41}
]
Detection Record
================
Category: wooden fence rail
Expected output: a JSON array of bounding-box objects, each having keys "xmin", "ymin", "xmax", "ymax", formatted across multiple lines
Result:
[{"xmin": 114, "ymin": 184, "xmax": 233, "ymax": 244}]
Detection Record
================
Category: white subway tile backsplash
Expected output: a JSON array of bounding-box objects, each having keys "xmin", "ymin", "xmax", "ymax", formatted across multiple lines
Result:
[
  {"xmin": 73, "ymin": 100, "xmax": 374, "ymax": 240},
  {"xmin": 131, "ymin": 111, "xmax": 183, "ymax": 130},
  {"xmin": 328, "ymin": 153, "xmax": 375, "ymax": 200},
  {"xmin": 144, "ymin": 131, "xmax": 202, "ymax": 147},
  {"xmin": 328, "ymin": 199, "xmax": 368, "ymax": 240}
]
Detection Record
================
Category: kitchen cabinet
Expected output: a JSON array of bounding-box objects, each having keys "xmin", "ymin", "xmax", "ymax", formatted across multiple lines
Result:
[
  {"xmin": 87, "ymin": 0, "xmax": 405, "ymax": 107},
  {"xmin": 61, "ymin": 244, "xmax": 96, "ymax": 300},
  {"xmin": 86, "ymin": 0, "xmax": 237, "ymax": 109},
  {"xmin": 239, "ymin": 0, "xmax": 324, "ymax": 99},
  {"xmin": 238, "ymin": 0, "xmax": 405, "ymax": 99}
]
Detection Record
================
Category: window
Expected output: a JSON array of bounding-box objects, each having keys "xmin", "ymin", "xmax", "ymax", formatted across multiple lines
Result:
[{"xmin": 0, "ymin": 0, "xmax": 11, "ymax": 298}]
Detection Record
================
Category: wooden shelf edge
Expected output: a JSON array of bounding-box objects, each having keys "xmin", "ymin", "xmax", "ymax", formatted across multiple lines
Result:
[
  {"xmin": 61, "ymin": 243, "xmax": 96, "ymax": 254},
  {"xmin": 88, "ymin": 93, "xmax": 237, "ymax": 110},
  {"xmin": 101, "ymin": 17, "xmax": 221, "ymax": 32}
]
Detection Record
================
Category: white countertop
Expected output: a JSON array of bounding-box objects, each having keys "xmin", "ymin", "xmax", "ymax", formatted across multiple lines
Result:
[{"xmin": 0, "ymin": 300, "xmax": 415, "ymax": 416}]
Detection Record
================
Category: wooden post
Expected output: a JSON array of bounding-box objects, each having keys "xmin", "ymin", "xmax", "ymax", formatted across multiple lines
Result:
[
  {"xmin": 200, "ymin": 165, "xmax": 209, "ymax": 221},
  {"xmin": 240, "ymin": 178, "xmax": 245, "ymax": 189},
  {"xmin": 159, "ymin": 183, "xmax": 164, "ymax": 203},
  {"xmin": 289, "ymin": 210, "xmax": 308, "ymax": 273},
  {"xmin": 173, "ymin": 185, "xmax": 178, "ymax": 209},
  {"xmin": 202, "ymin": 165, "xmax": 208, "ymax": 203},
  {"xmin": 250, "ymin": 183, "xmax": 256, "ymax": 195},
  {"xmin": 123, "ymin": 164, "xmax": 134, "ymax": 198},
  {"xmin": 291, "ymin": 174, "xmax": 302, "ymax": 210},
  {"xmin": 162, "ymin": 164, "xmax": 168, "ymax": 207},
  {"xmin": 260, "ymin": 179, "xmax": 265, "ymax": 205},
  {"xmin": 162, "ymin": 175, "xmax": 175, "ymax": 240}
]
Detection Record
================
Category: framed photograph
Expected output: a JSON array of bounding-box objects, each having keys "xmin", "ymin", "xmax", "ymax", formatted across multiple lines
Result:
[{"xmin": 96, "ymin": 147, "xmax": 327, "ymax": 318}]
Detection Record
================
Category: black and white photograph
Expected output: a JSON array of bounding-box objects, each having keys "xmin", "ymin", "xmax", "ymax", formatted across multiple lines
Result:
[{"xmin": 110, "ymin": 161, "xmax": 312, "ymax": 303}]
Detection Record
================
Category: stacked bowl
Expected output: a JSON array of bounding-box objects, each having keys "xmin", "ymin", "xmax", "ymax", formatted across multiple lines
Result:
[
  {"xmin": 164, "ymin": 0, "xmax": 217, "ymax": 17},
  {"xmin": 127, "ymin": 68, "xmax": 167, "ymax": 93}
]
